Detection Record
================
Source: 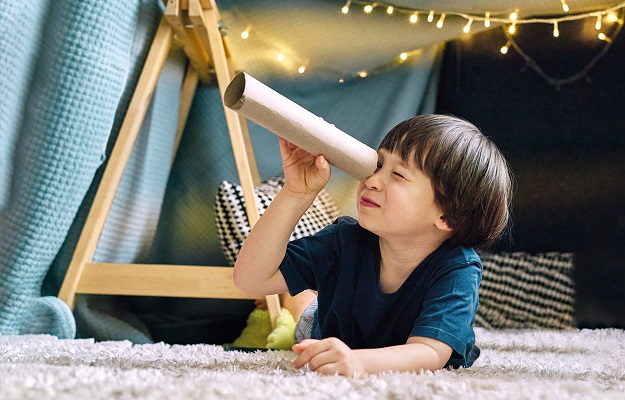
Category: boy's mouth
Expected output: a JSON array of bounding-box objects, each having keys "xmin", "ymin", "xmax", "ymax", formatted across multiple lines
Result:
[{"xmin": 360, "ymin": 196, "xmax": 379, "ymax": 208}]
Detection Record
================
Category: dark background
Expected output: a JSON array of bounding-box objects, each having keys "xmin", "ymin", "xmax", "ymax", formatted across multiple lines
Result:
[{"xmin": 436, "ymin": 17, "xmax": 625, "ymax": 328}]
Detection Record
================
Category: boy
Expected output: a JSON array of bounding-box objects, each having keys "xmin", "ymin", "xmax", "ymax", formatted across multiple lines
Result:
[{"xmin": 233, "ymin": 114, "xmax": 512, "ymax": 376}]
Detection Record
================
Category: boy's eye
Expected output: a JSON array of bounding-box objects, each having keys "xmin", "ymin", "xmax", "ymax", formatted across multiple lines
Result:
[
  {"xmin": 375, "ymin": 163, "xmax": 382, "ymax": 171},
  {"xmin": 393, "ymin": 171, "xmax": 405, "ymax": 179}
]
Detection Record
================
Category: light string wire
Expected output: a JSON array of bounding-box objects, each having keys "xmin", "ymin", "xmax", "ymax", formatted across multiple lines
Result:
[
  {"xmin": 503, "ymin": 7, "xmax": 624, "ymax": 88},
  {"xmin": 231, "ymin": 1, "xmax": 625, "ymax": 82},
  {"xmin": 344, "ymin": 0, "xmax": 625, "ymax": 26},
  {"xmin": 340, "ymin": 1, "xmax": 625, "ymax": 85}
]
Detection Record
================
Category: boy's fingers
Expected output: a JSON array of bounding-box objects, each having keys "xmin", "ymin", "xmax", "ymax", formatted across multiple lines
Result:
[
  {"xmin": 292, "ymin": 338, "xmax": 316, "ymax": 353},
  {"xmin": 292, "ymin": 339, "xmax": 322, "ymax": 369},
  {"xmin": 278, "ymin": 137, "xmax": 291, "ymax": 159},
  {"xmin": 293, "ymin": 351, "xmax": 313, "ymax": 369}
]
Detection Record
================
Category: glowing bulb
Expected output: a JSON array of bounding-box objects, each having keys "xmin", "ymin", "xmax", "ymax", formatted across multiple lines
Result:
[
  {"xmin": 427, "ymin": 10, "xmax": 435, "ymax": 23},
  {"xmin": 561, "ymin": 0, "xmax": 569, "ymax": 12},
  {"xmin": 358, "ymin": 70, "xmax": 368, "ymax": 78},
  {"xmin": 598, "ymin": 32, "xmax": 612, "ymax": 42},
  {"xmin": 596, "ymin": 15, "xmax": 602, "ymax": 30},
  {"xmin": 277, "ymin": 53, "xmax": 284, "ymax": 62},
  {"xmin": 508, "ymin": 22, "xmax": 516, "ymax": 34},
  {"xmin": 463, "ymin": 18, "xmax": 473, "ymax": 33},
  {"xmin": 339, "ymin": 78, "xmax": 345, "ymax": 83},
  {"xmin": 399, "ymin": 52, "xmax": 408, "ymax": 61},
  {"xmin": 510, "ymin": 10, "xmax": 518, "ymax": 21},
  {"xmin": 485, "ymin": 12, "xmax": 491, "ymax": 27},
  {"xmin": 437, "ymin": 14, "xmax": 446, "ymax": 28},
  {"xmin": 500, "ymin": 42, "xmax": 510, "ymax": 54},
  {"xmin": 409, "ymin": 13, "xmax": 418, "ymax": 24},
  {"xmin": 387, "ymin": 6, "xmax": 393, "ymax": 14},
  {"xmin": 553, "ymin": 21, "xmax": 559, "ymax": 37},
  {"xmin": 607, "ymin": 12, "xmax": 618, "ymax": 22},
  {"xmin": 342, "ymin": 0, "xmax": 351, "ymax": 14},
  {"xmin": 240, "ymin": 26, "xmax": 251, "ymax": 39},
  {"xmin": 298, "ymin": 66, "xmax": 306, "ymax": 74},
  {"xmin": 364, "ymin": 4, "xmax": 373, "ymax": 13}
]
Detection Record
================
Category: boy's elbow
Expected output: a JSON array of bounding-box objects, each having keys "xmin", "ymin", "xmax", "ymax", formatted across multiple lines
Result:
[
  {"xmin": 232, "ymin": 263, "xmax": 248, "ymax": 292},
  {"xmin": 232, "ymin": 262, "xmax": 261, "ymax": 295}
]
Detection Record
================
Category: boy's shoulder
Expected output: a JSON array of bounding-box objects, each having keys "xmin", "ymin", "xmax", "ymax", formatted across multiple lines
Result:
[{"xmin": 434, "ymin": 242, "xmax": 482, "ymax": 271}]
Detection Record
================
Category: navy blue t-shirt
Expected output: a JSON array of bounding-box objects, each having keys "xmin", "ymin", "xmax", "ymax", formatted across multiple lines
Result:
[{"xmin": 279, "ymin": 216, "xmax": 482, "ymax": 368}]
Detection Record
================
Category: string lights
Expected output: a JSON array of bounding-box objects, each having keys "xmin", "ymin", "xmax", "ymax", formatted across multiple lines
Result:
[
  {"xmin": 339, "ymin": 1, "xmax": 625, "ymax": 32},
  {"xmin": 502, "ymin": 12, "xmax": 623, "ymax": 88},
  {"xmin": 233, "ymin": 0, "xmax": 625, "ymax": 82}
]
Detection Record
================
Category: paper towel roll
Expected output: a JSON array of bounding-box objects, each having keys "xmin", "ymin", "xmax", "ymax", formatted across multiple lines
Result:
[{"xmin": 224, "ymin": 72, "xmax": 378, "ymax": 181}]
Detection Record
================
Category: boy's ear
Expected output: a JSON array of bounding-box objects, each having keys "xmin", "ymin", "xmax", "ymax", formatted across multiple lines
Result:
[{"xmin": 435, "ymin": 215, "xmax": 453, "ymax": 232}]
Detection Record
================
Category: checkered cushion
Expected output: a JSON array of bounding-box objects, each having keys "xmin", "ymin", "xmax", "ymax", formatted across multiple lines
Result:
[
  {"xmin": 476, "ymin": 252, "xmax": 576, "ymax": 330},
  {"xmin": 214, "ymin": 177, "xmax": 340, "ymax": 265}
]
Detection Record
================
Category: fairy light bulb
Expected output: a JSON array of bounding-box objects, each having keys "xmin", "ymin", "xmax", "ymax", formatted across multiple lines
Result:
[
  {"xmin": 387, "ymin": 6, "xmax": 393, "ymax": 14},
  {"xmin": 485, "ymin": 12, "xmax": 491, "ymax": 27},
  {"xmin": 364, "ymin": 4, "xmax": 373, "ymax": 13},
  {"xmin": 358, "ymin": 70, "xmax": 368, "ymax": 78},
  {"xmin": 427, "ymin": 10, "xmax": 435, "ymax": 22},
  {"xmin": 277, "ymin": 53, "xmax": 284, "ymax": 62},
  {"xmin": 399, "ymin": 52, "xmax": 408, "ymax": 61},
  {"xmin": 436, "ymin": 13, "xmax": 446, "ymax": 28},
  {"xmin": 510, "ymin": 10, "xmax": 518, "ymax": 21},
  {"xmin": 500, "ymin": 41, "xmax": 511, "ymax": 54},
  {"xmin": 561, "ymin": 0, "xmax": 569, "ymax": 12},
  {"xmin": 409, "ymin": 13, "xmax": 418, "ymax": 24},
  {"xmin": 463, "ymin": 18, "xmax": 473, "ymax": 33},
  {"xmin": 607, "ymin": 12, "xmax": 618, "ymax": 22},
  {"xmin": 596, "ymin": 14, "xmax": 602, "ymax": 30},
  {"xmin": 553, "ymin": 21, "xmax": 560, "ymax": 37},
  {"xmin": 240, "ymin": 26, "xmax": 251, "ymax": 39},
  {"xmin": 508, "ymin": 22, "xmax": 517, "ymax": 34},
  {"xmin": 598, "ymin": 32, "xmax": 612, "ymax": 42},
  {"xmin": 342, "ymin": 0, "xmax": 351, "ymax": 14},
  {"xmin": 298, "ymin": 66, "xmax": 306, "ymax": 74}
]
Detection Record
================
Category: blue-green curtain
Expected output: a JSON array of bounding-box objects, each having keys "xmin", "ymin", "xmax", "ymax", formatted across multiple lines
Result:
[{"xmin": 0, "ymin": 0, "xmax": 173, "ymax": 339}]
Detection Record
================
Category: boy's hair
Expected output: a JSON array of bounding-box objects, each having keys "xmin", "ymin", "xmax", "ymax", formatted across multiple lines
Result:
[{"xmin": 379, "ymin": 114, "xmax": 513, "ymax": 249}]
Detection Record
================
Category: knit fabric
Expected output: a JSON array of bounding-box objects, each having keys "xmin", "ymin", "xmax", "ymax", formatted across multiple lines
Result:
[{"xmin": 0, "ymin": 0, "xmax": 164, "ymax": 338}]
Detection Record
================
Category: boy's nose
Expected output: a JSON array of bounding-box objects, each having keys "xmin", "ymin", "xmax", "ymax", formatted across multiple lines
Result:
[{"xmin": 364, "ymin": 171, "xmax": 382, "ymax": 190}]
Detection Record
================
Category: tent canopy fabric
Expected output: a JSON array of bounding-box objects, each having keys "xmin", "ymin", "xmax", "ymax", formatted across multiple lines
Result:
[{"xmin": 216, "ymin": 0, "xmax": 619, "ymax": 82}]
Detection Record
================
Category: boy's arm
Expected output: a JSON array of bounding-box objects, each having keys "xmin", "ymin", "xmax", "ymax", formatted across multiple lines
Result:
[
  {"xmin": 233, "ymin": 138, "xmax": 331, "ymax": 296},
  {"xmin": 292, "ymin": 336, "xmax": 453, "ymax": 376}
]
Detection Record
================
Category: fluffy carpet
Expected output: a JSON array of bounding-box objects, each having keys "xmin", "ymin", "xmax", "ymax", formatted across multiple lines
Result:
[{"xmin": 1, "ymin": 328, "xmax": 624, "ymax": 399}]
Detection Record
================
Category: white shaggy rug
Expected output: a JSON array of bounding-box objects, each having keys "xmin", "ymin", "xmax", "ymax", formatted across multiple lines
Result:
[{"xmin": 1, "ymin": 328, "xmax": 624, "ymax": 399}]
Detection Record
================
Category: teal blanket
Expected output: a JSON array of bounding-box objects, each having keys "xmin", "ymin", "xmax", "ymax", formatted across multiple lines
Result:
[{"xmin": 0, "ymin": 0, "xmax": 171, "ymax": 338}]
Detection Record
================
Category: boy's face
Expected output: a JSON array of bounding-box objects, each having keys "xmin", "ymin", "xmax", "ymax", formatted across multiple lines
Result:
[{"xmin": 356, "ymin": 149, "xmax": 450, "ymax": 241}]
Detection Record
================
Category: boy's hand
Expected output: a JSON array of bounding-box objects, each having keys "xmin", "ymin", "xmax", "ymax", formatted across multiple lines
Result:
[
  {"xmin": 292, "ymin": 338, "xmax": 364, "ymax": 377},
  {"xmin": 279, "ymin": 137, "xmax": 330, "ymax": 198}
]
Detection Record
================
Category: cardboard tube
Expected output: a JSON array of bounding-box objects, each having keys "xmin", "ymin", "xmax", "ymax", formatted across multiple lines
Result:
[{"xmin": 224, "ymin": 72, "xmax": 377, "ymax": 181}]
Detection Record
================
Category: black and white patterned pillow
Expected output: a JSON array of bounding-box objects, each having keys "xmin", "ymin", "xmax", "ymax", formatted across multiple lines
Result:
[
  {"xmin": 476, "ymin": 252, "xmax": 576, "ymax": 330},
  {"xmin": 214, "ymin": 177, "xmax": 340, "ymax": 265}
]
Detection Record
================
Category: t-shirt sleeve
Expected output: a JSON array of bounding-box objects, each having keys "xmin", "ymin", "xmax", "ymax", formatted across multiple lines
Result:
[
  {"xmin": 409, "ymin": 262, "xmax": 481, "ymax": 366},
  {"xmin": 278, "ymin": 217, "xmax": 346, "ymax": 296}
]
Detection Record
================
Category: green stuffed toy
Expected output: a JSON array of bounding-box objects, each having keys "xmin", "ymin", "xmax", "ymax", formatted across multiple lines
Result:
[{"xmin": 231, "ymin": 308, "xmax": 296, "ymax": 350}]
